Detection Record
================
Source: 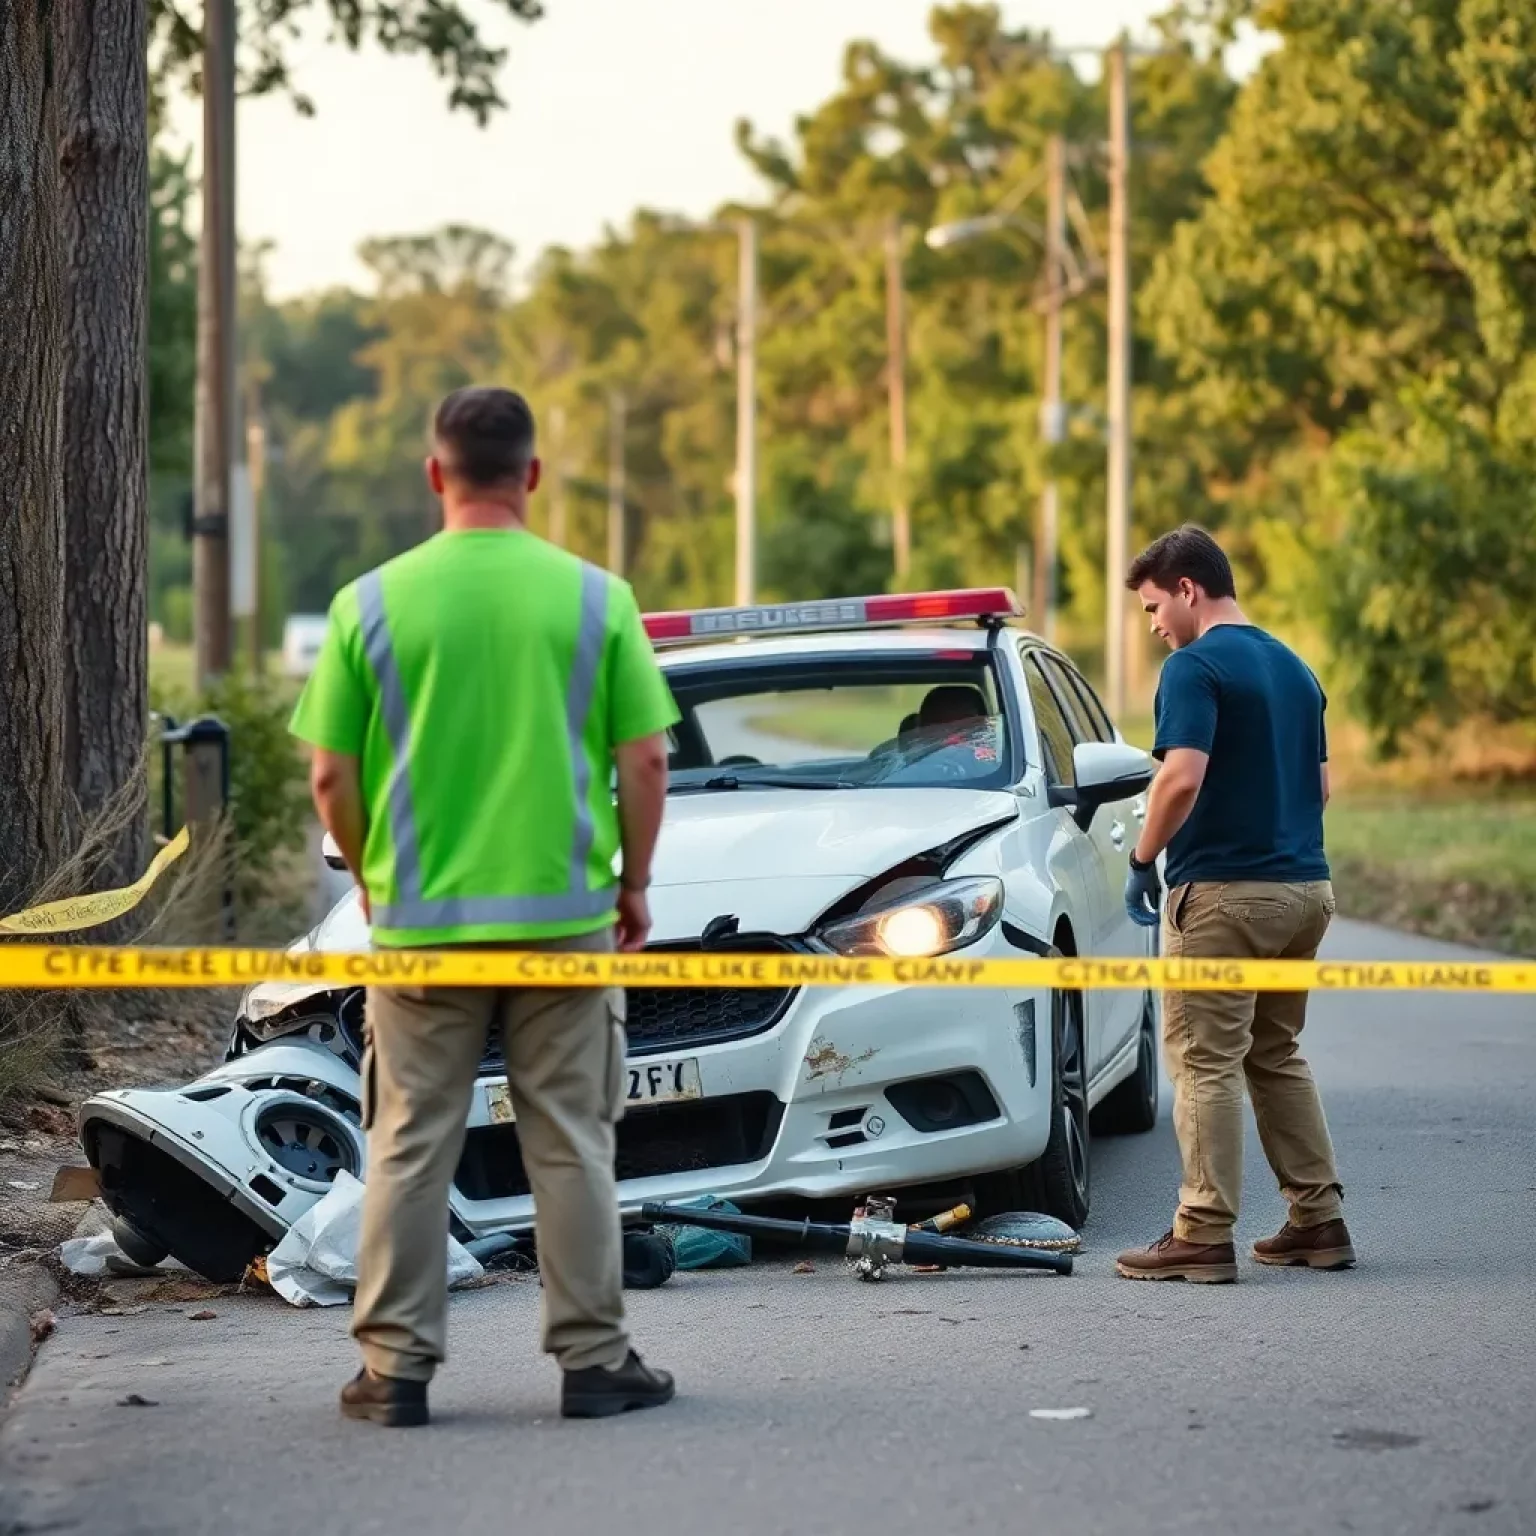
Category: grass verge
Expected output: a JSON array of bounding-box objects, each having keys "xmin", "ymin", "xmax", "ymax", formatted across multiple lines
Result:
[{"xmin": 1324, "ymin": 798, "xmax": 1535, "ymax": 956}]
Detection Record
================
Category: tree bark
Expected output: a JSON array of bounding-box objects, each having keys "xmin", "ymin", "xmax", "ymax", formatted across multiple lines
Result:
[
  {"xmin": 0, "ymin": 1, "xmax": 70, "ymax": 917},
  {"xmin": 58, "ymin": 0, "xmax": 150, "ymax": 888}
]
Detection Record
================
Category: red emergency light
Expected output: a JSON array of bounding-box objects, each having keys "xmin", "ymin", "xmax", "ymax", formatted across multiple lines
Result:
[{"xmin": 642, "ymin": 587, "xmax": 1025, "ymax": 646}]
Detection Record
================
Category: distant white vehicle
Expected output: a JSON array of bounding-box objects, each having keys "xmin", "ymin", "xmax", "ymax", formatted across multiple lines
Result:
[{"xmin": 280, "ymin": 614, "xmax": 329, "ymax": 678}]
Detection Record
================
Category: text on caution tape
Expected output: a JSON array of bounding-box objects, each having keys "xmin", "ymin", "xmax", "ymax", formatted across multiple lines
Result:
[{"xmin": 0, "ymin": 946, "xmax": 1530, "ymax": 993}]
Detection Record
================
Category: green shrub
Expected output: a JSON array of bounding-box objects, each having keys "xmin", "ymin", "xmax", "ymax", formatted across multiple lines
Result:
[{"xmin": 149, "ymin": 669, "xmax": 311, "ymax": 931}]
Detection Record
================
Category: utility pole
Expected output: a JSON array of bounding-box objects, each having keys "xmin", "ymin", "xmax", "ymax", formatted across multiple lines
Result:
[
  {"xmin": 607, "ymin": 391, "xmax": 626, "ymax": 576},
  {"xmin": 734, "ymin": 217, "xmax": 758, "ymax": 606},
  {"xmin": 1105, "ymin": 36, "xmax": 1132, "ymax": 721},
  {"xmin": 884, "ymin": 215, "xmax": 911, "ymax": 586},
  {"xmin": 193, "ymin": 0, "xmax": 237, "ymax": 689},
  {"xmin": 1037, "ymin": 133, "xmax": 1067, "ymax": 643},
  {"xmin": 246, "ymin": 409, "xmax": 266, "ymax": 676},
  {"xmin": 548, "ymin": 403, "xmax": 568, "ymax": 549}
]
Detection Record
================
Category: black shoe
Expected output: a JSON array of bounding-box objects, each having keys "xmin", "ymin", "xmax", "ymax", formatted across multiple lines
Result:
[
  {"xmin": 339, "ymin": 1368, "xmax": 429, "ymax": 1427},
  {"xmin": 560, "ymin": 1349, "xmax": 676, "ymax": 1419}
]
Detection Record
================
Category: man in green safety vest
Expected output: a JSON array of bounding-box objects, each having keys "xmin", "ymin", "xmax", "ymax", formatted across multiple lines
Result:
[{"xmin": 290, "ymin": 386, "xmax": 681, "ymax": 1428}]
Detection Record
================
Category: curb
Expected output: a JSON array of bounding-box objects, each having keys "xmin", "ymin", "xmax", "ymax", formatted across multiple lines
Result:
[{"xmin": 0, "ymin": 1262, "xmax": 61, "ymax": 1398}]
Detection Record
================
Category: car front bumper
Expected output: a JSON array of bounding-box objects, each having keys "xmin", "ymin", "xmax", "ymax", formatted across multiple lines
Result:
[
  {"xmin": 77, "ymin": 928, "xmax": 1055, "ymax": 1262},
  {"xmin": 454, "ymin": 926, "xmax": 1054, "ymax": 1232}
]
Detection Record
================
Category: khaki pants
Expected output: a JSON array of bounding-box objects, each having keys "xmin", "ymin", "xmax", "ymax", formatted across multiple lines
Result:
[
  {"xmin": 1161, "ymin": 881, "xmax": 1344, "ymax": 1245},
  {"xmin": 353, "ymin": 930, "xmax": 630, "ymax": 1383}
]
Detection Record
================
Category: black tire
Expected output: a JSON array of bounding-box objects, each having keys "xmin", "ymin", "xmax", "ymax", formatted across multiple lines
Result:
[
  {"xmin": 1092, "ymin": 990, "xmax": 1160, "ymax": 1136},
  {"xmin": 976, "ymin": 984, "xmax": 1091, "ymax": 1228},
  {"xmin": 112, "ymin": 1216, "xmax": 170, "ymax": 1269}
]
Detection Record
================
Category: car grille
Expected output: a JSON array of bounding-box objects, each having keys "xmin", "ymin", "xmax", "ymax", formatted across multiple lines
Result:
[
  {"xmin": 477, "ymin": 936, "xmax": 801, "ymax": 1070},
  {"xmin": 453, "ymin": 1092, "xmax": 785, "ymax": 1201}
]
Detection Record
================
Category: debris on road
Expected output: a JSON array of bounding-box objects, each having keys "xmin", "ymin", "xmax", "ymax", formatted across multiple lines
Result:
[
  {"xmin": 1331, "ymin": 1428, "xmax": 1422, "ymax": 1452},
  {"xmin": 792, "ymin": 1261, "xmax": 815, "ymax": 1274},
  {"xmin": 1030, "ymin": 1407, "xmax": 1092, "ymax": 1421},
  {"xmin": 265, "ymin": 1171, "xmax": 482, "ymax": 1308},
  {"xmin": 620, "ymin": 1229, "xmax": 676, "ymax": 1289},
  {"xmin": 652, "ymin": 1196, "xmax": 752, "ymax": 1270},
  {"xmin": 48, "ymin": 1166, "xmax": 101, "ymax": 1203},
  {"xmin": 963, "ymin": 1211, "xmax": 1080, "ymax": 1253},
  {"xmin": 117, "ymin": 1393, "xmax": 158, "ymax": 1408},
  {"xmin": 59, "ymin": 1231, "xmax": 174, "ymax": 1280},
  {"xmin": 29, "ymin": 1309, "xmax": 55, "ymax": 1345},
  {"xmin": 186, "ymin": 1309, "xmax": 218, "ymax": 1321},
  {"xmin": 639, "ymin": 1195, "xmax": 1076, "ymax": 1281}
]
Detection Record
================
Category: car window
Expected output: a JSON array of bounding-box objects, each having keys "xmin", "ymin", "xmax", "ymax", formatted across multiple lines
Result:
[
  {"xmin": 1021, "ymin": 656, "xmax": 1076, "ymax": 787},
  {"xmin": 1038, "ymin": 653, "xmax": 1114, "ymax": 746},
  {"xmin": 658, "ymin": 655, "xmax": 1015, "ymax": 793},
  {"xmin": 1035, "ymin": 654, "xmax": 1097, "ymax": 746},
  {"xmin": 1069, "ymin": 666, "xmax": 1118, "ymax": 743}
]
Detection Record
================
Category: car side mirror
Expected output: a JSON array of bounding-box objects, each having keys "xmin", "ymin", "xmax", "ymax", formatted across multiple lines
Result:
[
  {"xmin": 1048, "ymin": 742, "xmax": 1154, "ymax": 830},
  {"xmin": 321, "ymin": 831, "xmax": 348, "ymax": 872}
]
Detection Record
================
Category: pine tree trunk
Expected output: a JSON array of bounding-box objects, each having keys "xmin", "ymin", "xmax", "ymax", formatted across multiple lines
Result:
[
  {"xmin": 0, "ymin": 1, "xmax": 70, "ymax": 918},
  {"xmin": 58, "ymin": 0, "xmax": 150, "ymax": 888}
]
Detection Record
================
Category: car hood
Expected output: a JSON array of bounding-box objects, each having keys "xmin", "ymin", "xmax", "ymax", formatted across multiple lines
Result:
[
  {"xmin": 653, "ymin": 787, "xmax": 1016, "ymax": 886},
  {"xmin": 303, "ymin": 787, "xmax": 1018, "ymax": 950}
]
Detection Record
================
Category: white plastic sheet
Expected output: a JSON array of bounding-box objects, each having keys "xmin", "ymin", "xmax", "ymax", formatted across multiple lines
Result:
[
  {"xmin": 58, "ymin": 1232, "xmax": 186, "ymax": 1278},
  {"xmin": 265, "ymin": 1170, "xmax": 483, "ymax": 1308}
]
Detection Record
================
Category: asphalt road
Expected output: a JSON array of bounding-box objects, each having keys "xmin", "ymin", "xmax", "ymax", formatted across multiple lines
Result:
[{"xmin": 3, "ymin": 918, "xmax": 1533, "ymax": 1536}]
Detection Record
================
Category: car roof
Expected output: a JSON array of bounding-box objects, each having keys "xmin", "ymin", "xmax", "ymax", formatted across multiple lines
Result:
[{"xmin": 656, "ymin": 625, "xmax": 1040, "ymax": 669}]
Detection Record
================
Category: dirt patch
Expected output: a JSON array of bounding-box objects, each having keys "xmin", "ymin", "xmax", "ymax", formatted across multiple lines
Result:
[{"xmin": 804, "ymin": 1038, "xmax": 878, "ymax": 1082}]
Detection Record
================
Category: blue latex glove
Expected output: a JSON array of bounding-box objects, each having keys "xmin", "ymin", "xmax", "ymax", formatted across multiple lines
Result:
[{"xmin": 1124, "ymin": 855, "xmax": 1163, "ymax": 928}]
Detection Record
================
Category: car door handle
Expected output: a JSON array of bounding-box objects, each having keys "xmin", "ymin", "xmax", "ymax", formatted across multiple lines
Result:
[{"xmin": 1109, "ymin": 820, "xmax": 1126, "ymax": 848}]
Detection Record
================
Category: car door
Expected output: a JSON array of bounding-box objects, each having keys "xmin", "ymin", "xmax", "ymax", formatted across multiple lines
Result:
[
  {"xmin": 1017, "ymin": 648, "xmax": 1117, "ymax": 1077},
  {"xmin": 1033, "ymin": 652, "xmax": 1142, "ymax": 1076}
]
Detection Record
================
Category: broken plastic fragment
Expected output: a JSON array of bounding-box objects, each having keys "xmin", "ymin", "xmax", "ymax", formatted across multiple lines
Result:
[
  {"xmin": 266, "ymin": 1171, "xmax": 481, "ymax": 1308},
  {"xmin": 1030, "ymin": 1407, "xmax": 1092, "ymax": 1421}
]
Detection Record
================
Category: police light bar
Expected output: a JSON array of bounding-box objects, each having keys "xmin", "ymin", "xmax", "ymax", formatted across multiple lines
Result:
[{"xmin": 642, "ymin": 588, "xmax": 1024, "ymax": 646}]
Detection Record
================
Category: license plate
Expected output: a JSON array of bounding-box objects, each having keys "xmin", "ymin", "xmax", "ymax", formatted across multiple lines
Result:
[{"xmin": 485, "ymin": 1057, "xmax": 701, "ymax": 1124}]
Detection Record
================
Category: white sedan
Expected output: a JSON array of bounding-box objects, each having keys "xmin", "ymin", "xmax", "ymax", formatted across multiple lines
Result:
[{"xmin": 79, "ymin": 588, "xmax": 1159, "ymax": 1281}]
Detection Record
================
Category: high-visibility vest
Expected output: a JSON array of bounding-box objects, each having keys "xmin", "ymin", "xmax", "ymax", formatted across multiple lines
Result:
[{"xmin": 290, "ymin": 529, "xmax": 679, "ymax": 947}]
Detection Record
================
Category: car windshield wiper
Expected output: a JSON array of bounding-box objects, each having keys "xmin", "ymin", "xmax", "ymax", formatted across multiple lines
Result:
[{"xmin": 672, "ymin": 773, "xmax": 858, "ymax": 792}]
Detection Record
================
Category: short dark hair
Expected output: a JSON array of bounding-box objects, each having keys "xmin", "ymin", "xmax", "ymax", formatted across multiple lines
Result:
[
  {"xmin": 432, "ymin": 387, "xmax": 536, "ymax": 488},
  {"xmin": 1125, "ymin": 524, "xmax": 1236, "ymax": 600}
]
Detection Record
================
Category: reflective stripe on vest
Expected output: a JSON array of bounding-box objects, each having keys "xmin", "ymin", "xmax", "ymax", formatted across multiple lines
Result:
[{"xmin": 357, "ymin": 561, "xmax": 615, "ymax": 929}]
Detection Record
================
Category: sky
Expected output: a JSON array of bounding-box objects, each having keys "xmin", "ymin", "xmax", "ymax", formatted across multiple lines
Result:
[{"xmin": 169, "ymin": 1, "xmax": 1268, "ymax": 300}]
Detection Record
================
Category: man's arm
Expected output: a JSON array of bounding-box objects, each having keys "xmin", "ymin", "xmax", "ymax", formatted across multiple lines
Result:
[
  {"xmin": 1133, "ymin": 747, "xmax": 1209, "ymax": 866},
  {"xmin": 310, "ymin": 748, "xmax": 369, "ymax": 916},
  {"xmin": 613, "ymin": 732, "xmax": 668, "ymax": 952}
]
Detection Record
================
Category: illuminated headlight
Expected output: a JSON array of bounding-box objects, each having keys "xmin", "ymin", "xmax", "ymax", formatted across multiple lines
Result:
[
  {"xmin": 814, "ymin": 877, "xmax": 1004, "ymax": 959},
  {"xmin": 237, "ymin": 980, "xmax": 340, "ymax": 1043}
]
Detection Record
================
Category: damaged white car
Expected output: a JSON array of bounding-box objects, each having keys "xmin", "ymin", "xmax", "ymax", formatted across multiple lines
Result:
[{"xmin": 80, "ymin": 588, "xmax": 1160, "ymax": 1282}]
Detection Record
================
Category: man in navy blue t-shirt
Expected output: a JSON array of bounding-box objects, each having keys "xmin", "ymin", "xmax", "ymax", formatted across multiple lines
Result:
[{"xmin": 1114, "ymin": 525, "xmax": 1354, "ymax": 1284}]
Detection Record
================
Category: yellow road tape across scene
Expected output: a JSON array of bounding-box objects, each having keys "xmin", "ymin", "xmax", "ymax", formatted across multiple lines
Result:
[
  {"xmin": 0, "ymin": 945, "xmax": 1530, "ymax": 993},
  {"xmin": 0, "ymin": 827, "xmax": 192, "ymax": 937}
]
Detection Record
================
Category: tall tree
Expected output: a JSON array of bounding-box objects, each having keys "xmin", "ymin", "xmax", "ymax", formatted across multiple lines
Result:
[
  {"xmin": 58, "ymin": 0, "xmax": 151, "ymax": 886},
  {"xmin": 150, "ymin": 0, "xmax": 544, "ymax": 123},
  {"xmin": 1141, "ymin": 0, "xmax": 1536, "ymax": 747},
  {"xmin": 0, "ymin": 1, "xmax": 71, "ymax": 924}
]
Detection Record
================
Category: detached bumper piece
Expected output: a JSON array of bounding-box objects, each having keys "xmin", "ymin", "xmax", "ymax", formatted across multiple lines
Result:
[{"xmin": 84, "ymin": 1118, "xmax": 277, "ymax": 1284}]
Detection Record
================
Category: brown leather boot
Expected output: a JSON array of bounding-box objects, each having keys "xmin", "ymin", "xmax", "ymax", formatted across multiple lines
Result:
[
  {"xmin": 1252, "ymin": 1218, "xmax": 1356, "ymax": 1270},
  {"xmin": 339, "ymin": 1368, "xmax": 429, "ymax": 1427},
  {"xmin": 1116, "ymin": 1230, "xmax": 1238, "ymax": 1283}
]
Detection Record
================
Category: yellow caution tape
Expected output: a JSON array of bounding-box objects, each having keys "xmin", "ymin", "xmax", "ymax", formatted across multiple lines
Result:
[
  {"xmin": 0, "ymin": 827, "xmax": 192, "ymax": 937},
  {"xmin": 0, "ymin": 944, "xmax": 1530, "ymax": 992}
]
